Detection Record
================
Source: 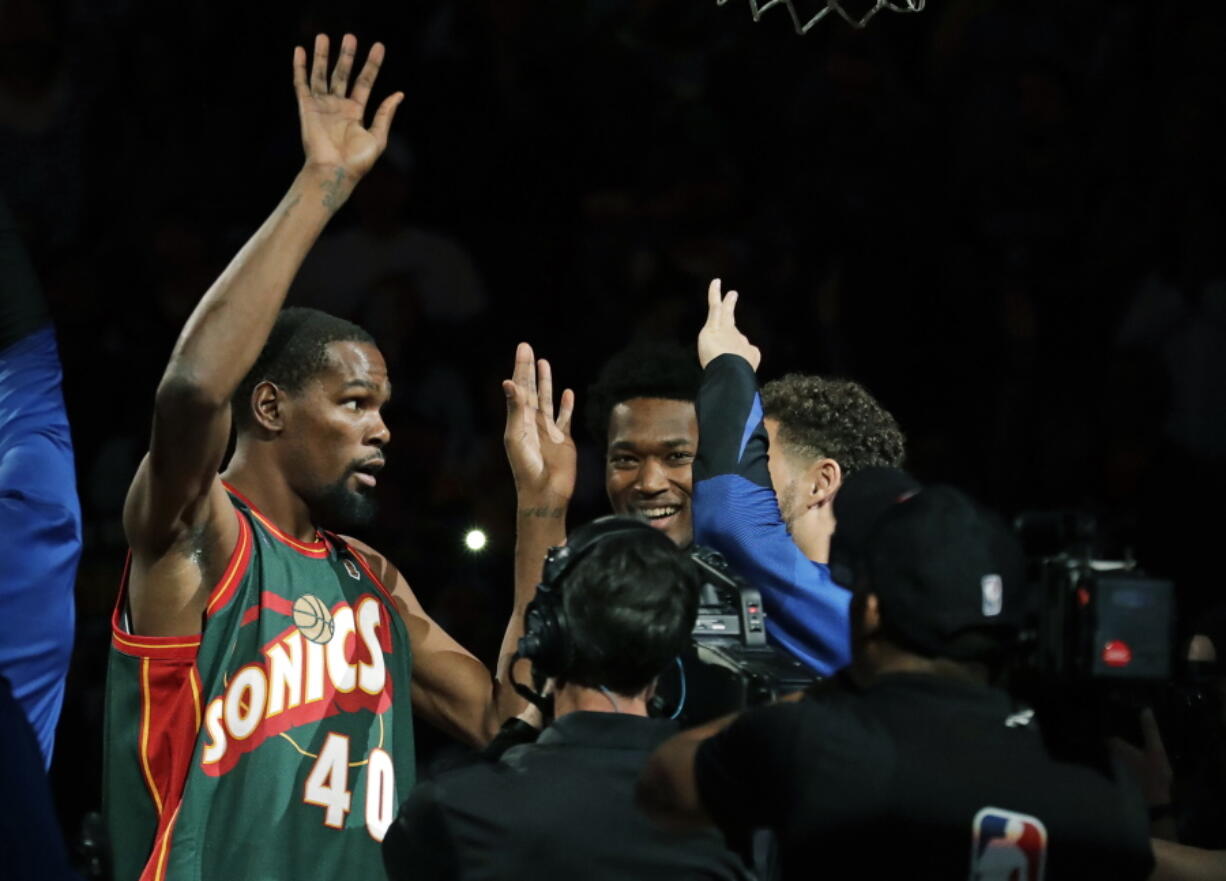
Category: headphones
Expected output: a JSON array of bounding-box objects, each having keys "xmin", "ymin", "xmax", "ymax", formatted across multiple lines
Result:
[{"xmin": 512, "ymin": 516, "xmax": 672, "ymax": 710}]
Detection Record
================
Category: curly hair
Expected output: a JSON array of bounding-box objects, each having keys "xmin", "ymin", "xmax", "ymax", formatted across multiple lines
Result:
[
  {"xmin": 761, "ymin": 374, "xmax": 905, "ymax": 475},
  {"xmin": 232, "ymin": 307, "xmax": 375, "ymax": 431},
  {"xmin": 584, "ymin": 341, "xmax": 701, "ymax": 444}
]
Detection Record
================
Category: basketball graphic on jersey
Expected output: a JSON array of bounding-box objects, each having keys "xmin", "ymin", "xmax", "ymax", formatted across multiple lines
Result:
[{"xmin": 293, "ymin": 594, "xmax": 335, "ymax": 643}]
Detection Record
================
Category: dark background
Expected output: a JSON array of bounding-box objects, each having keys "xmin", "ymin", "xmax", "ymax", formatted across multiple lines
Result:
[{"xmin": 3, "ymin": 0, "xmax": 1224, "ymax": 851}]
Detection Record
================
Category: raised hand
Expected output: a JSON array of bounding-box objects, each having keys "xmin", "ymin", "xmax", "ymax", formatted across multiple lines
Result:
[
  {"xmin": 502, "ymin": 343, "xmax": 577, "ymax": 506},
  {"xmin": 292, "ymin": 34, "xmax": 404, "ymax": 196},
  {"xmin": 698, "ymin": 278, "xmax": 762, "ymax": 370}
]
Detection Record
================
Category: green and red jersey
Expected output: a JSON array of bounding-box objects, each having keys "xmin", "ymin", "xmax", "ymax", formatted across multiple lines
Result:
[{"xmin": 104, "ymin": 486, "xmax": 414, "ymax": 881}]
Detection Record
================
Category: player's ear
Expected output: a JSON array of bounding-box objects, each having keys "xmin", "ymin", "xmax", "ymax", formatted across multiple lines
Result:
[
  {"xmin": 251, "ymin": 381, "xmax": 287, "ymax": 433},
  {"xmin": 808, "ymin": 457, "xmax": 842, "ymax": 508}
]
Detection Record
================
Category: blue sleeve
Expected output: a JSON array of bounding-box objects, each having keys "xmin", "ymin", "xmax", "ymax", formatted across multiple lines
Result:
[
  {"xmin": 692, "ymin": 354, "xmax": 850, "ymax": 675},
  {"xmin": 0, "ymin": 327, "xmax": 80, "ymax": 768}
]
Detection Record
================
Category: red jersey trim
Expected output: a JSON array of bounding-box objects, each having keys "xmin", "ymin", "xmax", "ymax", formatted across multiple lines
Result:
[
  {"xmin": 223, "ymin": 481, "xmax": 330, "ymax": 558},
  {"xmin": 188, "ymin": 666, "xmax": 203, "ymax": 732},
  {"xmin": 139, "ymin": 659, "xmax": 165, "ymax": 816},
  {"xmin": 339, "ymin": 539, "xmax": 398, "ymax": 608},
  {"xmin": 204, "ymin": 510, "xmax": 254, "ymax": 617},
  {"xmin": 142, "ymin": 801, "xmax": 183, "ymax": 881},
  {"xmin": 110, "ymin": 552, "xmax": 202, "ymax": 657},
  {"xmin": 135, "ymin": 658, "xmax": 201, "ymax": 881},
  {"xmin": 240, "ymin": 591, "xmax": 296, "ymax": 628},
  {"xmin": 111, "ymin": 506, "xmax": 254, "ymax": 658}
]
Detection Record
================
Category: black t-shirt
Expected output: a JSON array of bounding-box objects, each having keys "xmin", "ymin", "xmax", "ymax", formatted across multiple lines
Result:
[
  {"xmin": 385, "ymin": 712, "xmax": 752, "ymax": 881},
  {"xmin": 695, "ymin": 673, "xmax": 1154, "ymax": 880}
]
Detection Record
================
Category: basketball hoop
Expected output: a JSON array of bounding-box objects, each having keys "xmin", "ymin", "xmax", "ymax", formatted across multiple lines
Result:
[{"xmin": 716, "ymin": 0, "xmax": 925, "ymax": 34}]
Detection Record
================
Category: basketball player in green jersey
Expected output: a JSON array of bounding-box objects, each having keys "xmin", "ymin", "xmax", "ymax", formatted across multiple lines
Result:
[{"xmin": 104, "ymin": 35, "xmax": 556, "ymax": 881}]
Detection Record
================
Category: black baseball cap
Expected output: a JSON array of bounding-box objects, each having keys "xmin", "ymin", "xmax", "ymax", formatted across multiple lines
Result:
[
  {"xmin": 833, "ymin": 469, "xmax": 1025, "ymax": 661},
  {"xmin": 831, "ymin": 467, "xmax": 923, "ymax": 560}
]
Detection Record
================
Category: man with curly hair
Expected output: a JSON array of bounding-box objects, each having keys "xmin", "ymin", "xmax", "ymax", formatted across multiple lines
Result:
[
  {"xmin": 759, "ymin": 373, "xmax": 906, "ymax": 558},
  {"xmin": 691, "ymin": 280, "xmax": 905, "ymax": 675}
]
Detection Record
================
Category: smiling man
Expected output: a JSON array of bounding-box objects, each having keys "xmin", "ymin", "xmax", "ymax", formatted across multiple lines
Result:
[
  {"xmin": 104, "ymin": 35, "xmax": 523, "ymax": 881},
  {"xmin": 586, "ymin": 342, "xmax": 702, "ymax": 547}
]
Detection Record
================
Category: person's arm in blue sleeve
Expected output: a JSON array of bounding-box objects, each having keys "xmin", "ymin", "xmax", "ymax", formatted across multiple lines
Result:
[
  {"xmin": 0, "ymin": 192, "xmax": 82, "ymax": 768},
  {"xmin": 691, "ymin": 280, "xmax": 850, "ymax": 675}
]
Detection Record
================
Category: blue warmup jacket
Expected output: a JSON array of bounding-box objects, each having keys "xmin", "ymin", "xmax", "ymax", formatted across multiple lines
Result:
[
  {"xmin": 692, "ymin": 354, "xmax": 850, "ymax": 675},
  {"xmin": 0, "ymin": 326, "xmax": 80, "ymax": 767}
]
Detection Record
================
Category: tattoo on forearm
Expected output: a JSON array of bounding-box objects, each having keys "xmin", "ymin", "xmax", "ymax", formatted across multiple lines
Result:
[
  {"xmin": 320, "ymin": 167, "xmax": 348, "ymax": 213},
  {"xmin": 519, "ymin": 506, "xmax": 566, "ymax": 519},
  {"xmin": 281, "ymin": 193, "xmax": 302, "ymax": 219}
]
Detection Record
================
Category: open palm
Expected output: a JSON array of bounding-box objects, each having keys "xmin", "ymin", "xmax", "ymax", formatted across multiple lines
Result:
[
  {"xmin": 503, "ymin": 343, "xmax": 577, "ymax": 503},
  {"xmin": 293, "ymin": 34, "xmax": 403, "ymax": 180}
]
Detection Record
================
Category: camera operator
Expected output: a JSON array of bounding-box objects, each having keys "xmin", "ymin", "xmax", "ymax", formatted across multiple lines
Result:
[
  {"xmin": 638, "ymin": 468, "xmax": 1156, "ymax": 879},
  {"xmin": 382, "ymin": 516, "xmax": 752, "ymax": 881}
]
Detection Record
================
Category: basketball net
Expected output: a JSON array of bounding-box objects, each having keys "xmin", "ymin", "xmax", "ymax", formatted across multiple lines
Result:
[{"xmin": 716, "ymin": 0, "xmax": 925, "ymax": 33}]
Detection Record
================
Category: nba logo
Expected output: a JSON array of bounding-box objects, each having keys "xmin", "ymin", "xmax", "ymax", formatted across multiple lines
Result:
[{"xmin": 969, "ymin": 807, "xmax": 1047, "ymax": 881}]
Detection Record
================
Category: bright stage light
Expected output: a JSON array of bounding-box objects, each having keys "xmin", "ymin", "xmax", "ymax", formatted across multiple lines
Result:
[{"xmin": 464, "ymin": 529, "xmax": 488, "ymax": 552}]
